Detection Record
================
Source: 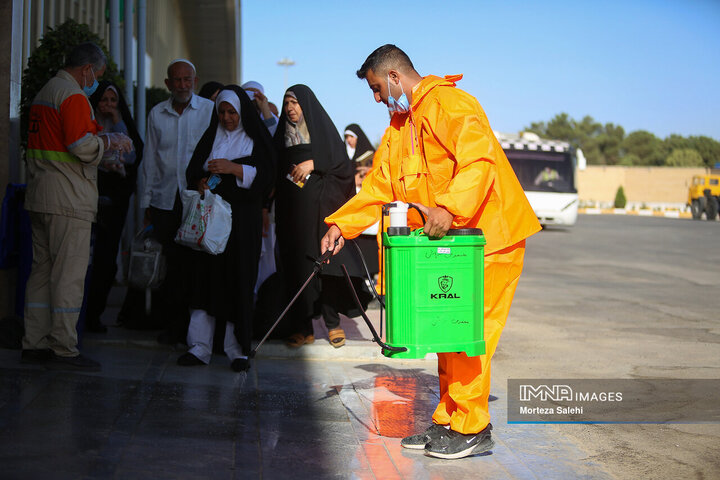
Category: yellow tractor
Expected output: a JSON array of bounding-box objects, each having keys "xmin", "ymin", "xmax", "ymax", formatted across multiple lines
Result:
[{"xmin": 688, "ymin": 174, "xmax": 720, "ymax": 220}]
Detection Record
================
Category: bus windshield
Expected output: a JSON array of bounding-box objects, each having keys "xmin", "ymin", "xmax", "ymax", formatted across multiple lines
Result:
[{"xmin": 506, "ymin": 150, "xmax": 576, "ymax": 193}]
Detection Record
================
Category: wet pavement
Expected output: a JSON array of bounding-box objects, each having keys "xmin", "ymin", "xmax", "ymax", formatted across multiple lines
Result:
[{"xmin": 0, "ymin": 300, "xmax": 611, "ymax": 480}]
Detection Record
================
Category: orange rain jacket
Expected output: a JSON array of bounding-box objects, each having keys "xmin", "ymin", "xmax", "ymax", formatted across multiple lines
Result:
[{"xmin": 325, "ymin": 74, "xmax": 540, "ymax": 253}]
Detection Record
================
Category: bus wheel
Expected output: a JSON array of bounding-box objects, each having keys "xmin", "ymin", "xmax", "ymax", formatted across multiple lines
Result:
[{"xmin": 691, "ymin": 200, "xmax": 703, "ymax": 219}]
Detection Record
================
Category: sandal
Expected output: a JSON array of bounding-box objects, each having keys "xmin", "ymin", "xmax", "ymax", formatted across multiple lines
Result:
[
  {"xmin": 285, "ymin": 333, "xmax": 315, "ymax": 348},
  {"xmin": 328, "ymin": 327, "xmax": 346, "ymax": 348}
]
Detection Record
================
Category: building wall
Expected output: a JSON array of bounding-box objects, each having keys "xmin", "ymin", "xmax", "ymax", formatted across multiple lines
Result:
[
  {"xmin": 147, "ymin": 0, "xmax": 191, "ymax": 87},
  {"xmin": 577, "ymin": 166, "xmax": 709, "ymax": 208}
]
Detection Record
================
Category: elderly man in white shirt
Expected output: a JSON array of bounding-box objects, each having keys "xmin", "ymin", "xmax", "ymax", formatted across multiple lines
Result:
[{"xmin": 134, "ymin": 58, "xmax": 214, "ymax": 343}]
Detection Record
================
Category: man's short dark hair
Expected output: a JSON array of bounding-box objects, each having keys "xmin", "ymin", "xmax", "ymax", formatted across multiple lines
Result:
[
  {"xmin": 65, "ymin": 42, "xmax": 106, "ymax": 71},
  {"xmin": 356, "ymin": 44, "xmax": 416, "ymax": 79}
]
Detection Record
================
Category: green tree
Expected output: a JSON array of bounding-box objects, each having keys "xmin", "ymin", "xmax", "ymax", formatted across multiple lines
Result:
[
  {"xmin": 688, "ymin": 135, "xmax": 720, "ymax": 168},
  {"xmin": 598, "ymin": 123, "xmax": 625, "ymax": 165},
  {"xmin": 525, "ymin": 113, "xmax": 720, "ymax": 167},
  {"xmin": 665, "ymin": 148, "xmax": 705, "ymax": 167},
  {"xmin": 618, "ymin": 154, "xmax": 639, "ymax": 166},
  {"xmin": 621, "ymin": 130, "xmax": 666, "ymax": 166},
  {"xmin": 614, "ymin": 186, "xmax": 627, "ymax": 208},
  {"xmin": 20, "ymin": 19, "xmax": 121, "ymax": 150}
]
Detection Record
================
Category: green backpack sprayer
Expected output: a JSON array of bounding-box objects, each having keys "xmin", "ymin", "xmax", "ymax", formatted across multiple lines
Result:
[{"xmin": 251, "ymin": 202, "xmax": 486, "ymax": 360}]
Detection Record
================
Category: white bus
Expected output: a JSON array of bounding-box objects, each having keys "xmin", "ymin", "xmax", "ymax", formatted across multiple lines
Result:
[{"xmin": 496, "ymin": 132, "xmax": 586, "ymax": 226}]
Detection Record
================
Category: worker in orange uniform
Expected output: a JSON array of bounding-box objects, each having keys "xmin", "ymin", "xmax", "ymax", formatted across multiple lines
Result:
[{"xmin": 321, "ymin": 44, "xmax": 541, "ymax": 459}]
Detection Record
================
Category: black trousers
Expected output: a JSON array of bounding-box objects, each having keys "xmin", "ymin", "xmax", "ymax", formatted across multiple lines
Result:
[{"xmin": 84, "ymin": 200, "xmax": 130, "ymax": 327}]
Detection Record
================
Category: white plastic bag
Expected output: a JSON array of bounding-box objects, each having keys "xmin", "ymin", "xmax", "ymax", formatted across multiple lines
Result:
[{"xmin": 174, "ymin": 189, "xmax": 232, "ymax": 255}]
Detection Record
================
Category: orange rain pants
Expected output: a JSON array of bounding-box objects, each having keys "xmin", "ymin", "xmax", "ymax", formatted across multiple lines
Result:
[{"xmin": 432, "ymin": 240, "xmax": 525, "ymax": 434}]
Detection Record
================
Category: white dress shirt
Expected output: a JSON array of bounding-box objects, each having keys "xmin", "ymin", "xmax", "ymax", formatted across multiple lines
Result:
[{"xmin": 139, "ymin": 94, "xmax": 214, "ymax": 210}]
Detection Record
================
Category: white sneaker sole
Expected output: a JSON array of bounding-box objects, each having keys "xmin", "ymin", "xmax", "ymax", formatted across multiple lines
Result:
[
  {"xmin": 401, "ymin": 442, "xmax": 427, "ymax": 450},
  {"xmin": 424, "ymin": 437, "xmax": 495, "ymax": 460}
]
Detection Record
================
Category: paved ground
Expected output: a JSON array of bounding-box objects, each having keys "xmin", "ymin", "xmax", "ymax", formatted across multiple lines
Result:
[{"xmin": 1, "ymin": 214, "xmax": 718, "ymax": 479}]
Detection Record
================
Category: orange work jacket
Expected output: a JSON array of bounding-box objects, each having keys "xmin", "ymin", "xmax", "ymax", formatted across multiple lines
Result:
[{"xmin": 325, "ymin": 74, "xmax": 540, "ymax": 255}]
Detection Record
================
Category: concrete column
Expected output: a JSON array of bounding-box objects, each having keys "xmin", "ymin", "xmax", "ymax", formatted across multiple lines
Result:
[
  {"xmin": 35, "ymin": 0, "xmax": 44, "ymax": 46},
  {"xmin": 47, "ymin": 0, "xmax": 55, "ymax": 29},
  {"xmin": 234, "ymin": 0, "xmax": 241, "ymax": 84},
  {"xmin": 22, "ymin": 0, "xmax": 31, "ymax": 70}
]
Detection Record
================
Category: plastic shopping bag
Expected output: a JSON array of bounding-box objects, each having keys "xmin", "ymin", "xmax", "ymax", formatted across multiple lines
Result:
[
  {"xmin": 201, "ymin": 189, "xmax": 232, "ymax": 254},
  {"xmin": 127, "ymin": 225, "xmax": 166, "ymax": 289},
  {"xmin": 174, "ymin": 189, "xmax": 232, "ymax": 255}
]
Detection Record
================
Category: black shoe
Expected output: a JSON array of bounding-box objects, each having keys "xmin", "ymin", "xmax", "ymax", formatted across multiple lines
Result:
[
  {"xmin": 177, "ymin": 352, "xmax": 205, "ymax": 366},
  {"xmin": 48, "ymin": 353, "xmax": 101, "ymax": 372},
  {"xmin": 401, "ymin": 424, "xmax": 449, "ymax": 450},
  {"xmin": 230, "ymin": 357, "xmax": 250, "ymax": 372},
  {"xmin": 424, "ymin": 424, "xmax": 494, "ymax": 459},
  {"xmin": 20, "ymin": 349, "xmax": 54, "ymax": 365}
]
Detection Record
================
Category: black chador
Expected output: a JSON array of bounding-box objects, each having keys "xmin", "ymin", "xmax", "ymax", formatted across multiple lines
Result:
[
  {"xmin": 183, "ymin": 85, "xmax": 276, "ymax": 356},
  {"xmin": 273, "ymin": 84, "xmax": 369, "ymax": 339}
]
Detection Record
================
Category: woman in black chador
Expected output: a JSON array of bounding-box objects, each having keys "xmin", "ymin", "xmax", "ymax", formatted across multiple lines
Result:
[
  {"xmin": 273, "ymin": 84, "xmax": 367, "ymax": 349},
  {"xmin": 85, "ymin": 81, "xmax": 143, "ymax": 332},
  {"xmin": 177, "ymin": 85, "xmax": 275, "ymax": 372}
]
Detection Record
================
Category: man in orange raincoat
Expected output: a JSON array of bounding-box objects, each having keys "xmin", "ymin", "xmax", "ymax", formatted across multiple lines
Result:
[
  {"xmin": 321, "ymin": 44, "xmax": 541, "ymax": 459},
  {"xmin": 321, "ymin": 45, "xmax": 540, "ymax": 458}
]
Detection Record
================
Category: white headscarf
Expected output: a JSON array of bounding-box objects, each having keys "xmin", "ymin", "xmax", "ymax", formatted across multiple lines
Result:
[
  {"xmin": 241, "ymin": 80, "xmax": 264, "ymax": 100},
  {"xmin": 205, "ymin": 90, "xmax": 254, "ymax": 169}
]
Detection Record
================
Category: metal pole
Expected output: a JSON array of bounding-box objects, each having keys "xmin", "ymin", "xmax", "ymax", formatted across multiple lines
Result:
[
  {"xmin": 135, "ymin": 0, "xmax": 147, "ymax": 226},
  {"xmin": 277, "ymin": 57, "xmax": 295, "ymax": 92},
  {"xmin": 123, "ymin": 0, "xmax": 133, "ymax": 117},
  {"xmin": 136, "ymin": 0, "xmax": 146, "ymax": 139},
  {"xmin": 109, "ymin": 0, "xmax": 120, "ymax": 67}
]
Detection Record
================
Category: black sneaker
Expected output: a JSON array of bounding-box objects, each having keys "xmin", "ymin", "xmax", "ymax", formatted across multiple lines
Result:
[
  {"xmin": 401, "ymin": 424, "xmax": 449, "ymax": 450},
  {"xmin": 177, "ymin": 352, "xmax": 205, "ymax": 366},
  {"xmin": 424, "ymin": 424, "xmax": 494, "ymax": 459},
  {"xmin": 48, "ymin": 353, "xmax": 101, "ymax": 372},
  {"xmin": 20, "ymin": 349, "xmax": 54, "ymax": 365},
  {"xmin": 230, "ymin": 357, "xmax": 250, "ymax": 372}
]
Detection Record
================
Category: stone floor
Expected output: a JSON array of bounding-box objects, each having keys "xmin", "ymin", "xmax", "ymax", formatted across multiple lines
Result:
[{"xmin": 0, "ymin": 314, "xmax": 612, "ymax": 479}]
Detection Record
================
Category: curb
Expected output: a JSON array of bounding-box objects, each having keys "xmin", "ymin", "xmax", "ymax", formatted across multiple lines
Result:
[{"xmin": 579, "ymin": 208, "xmax": 692, "ymax": 219}]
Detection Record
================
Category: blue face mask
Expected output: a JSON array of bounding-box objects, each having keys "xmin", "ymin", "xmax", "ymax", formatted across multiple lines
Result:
[
  {"xmin": 83, "ymin": 68, "xmax": 99, "ymax": 96},
  {"xmin": 387, "ymin": 76, "xmax": 410, "ymax": 116}
]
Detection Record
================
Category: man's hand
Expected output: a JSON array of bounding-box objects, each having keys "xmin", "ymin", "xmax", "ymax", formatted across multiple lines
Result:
[
  {"xmin": 414, "ymin": 203, "xmax": 453, "ymax": 238},
  {"xmin": 321, "ymin": 225, "xmax": 345, "ymax": 260},
  {"xmin": 101, "ymin": 132, "xmax": 134, "ymax": 153}
]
